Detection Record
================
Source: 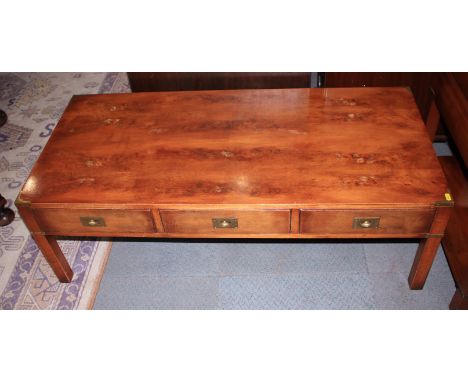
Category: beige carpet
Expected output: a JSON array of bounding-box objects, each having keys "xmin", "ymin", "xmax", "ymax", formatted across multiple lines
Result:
[{"xmin": 0, "ymin": 72, "xmax": 129, "ymax": 309}]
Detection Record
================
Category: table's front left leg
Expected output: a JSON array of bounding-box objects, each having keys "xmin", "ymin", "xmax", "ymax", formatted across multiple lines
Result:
[
  {"xmin": 31, "ymin": 234, "xmax": 73, "ymax": 283},
  {"xmin": 16, "ymin": 204, "xmax": 74, "ymax": 283}
]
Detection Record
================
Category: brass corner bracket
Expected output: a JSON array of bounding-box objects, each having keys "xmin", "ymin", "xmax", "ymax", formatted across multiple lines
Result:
[
  {"xmin": 434, "ymin": 192, "xmax": 454, "ymax": 207},
  {"xmin": 15, "ymin": 195, "xmax": 31, "ymax": 207}
]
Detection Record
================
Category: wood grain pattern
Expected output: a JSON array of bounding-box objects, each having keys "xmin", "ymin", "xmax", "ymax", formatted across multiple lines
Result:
[
  {"xmin": 290, "ymin": 209, "xmax": 300, "ymax": 233},
  {"xmin": 160, "ymin": 209, "xmax": 290, "ymax": 234},
  {"xmin": 32, "ymin": 208, "xmax": 155, "ymax": 233},
  {"xmin": 17, "ymin": 88, "xmax": 447, "ymax": 208},
  {"xmin": 324, "ymin": 72, "xmax": 437, "ymax": 120},
  {"xmin": 15, "ymin": 87, "xmax": 451, "ymax": 287},
  {"xmin": 300, "ymin": 208, "xmax": 434, "ymax": 235}
]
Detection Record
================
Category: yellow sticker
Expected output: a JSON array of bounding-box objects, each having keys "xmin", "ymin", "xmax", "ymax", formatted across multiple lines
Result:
[{"xmin": 445, "ymin": 193, "xmax": 452, "ymax": 201}]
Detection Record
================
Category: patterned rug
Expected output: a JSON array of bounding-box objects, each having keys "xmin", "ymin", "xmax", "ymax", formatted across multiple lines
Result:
[{"xmin": 0, "ymin": 73, "xmax": 130, "ymax": 309}]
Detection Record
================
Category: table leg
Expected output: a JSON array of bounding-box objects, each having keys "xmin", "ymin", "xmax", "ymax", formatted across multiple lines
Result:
[
  {"xmin": 449, "ymin": 289, "xmax": 468, "ymax": 310},
  {"xmin": 408, "ymin": 237, "xmax": 442, "ymax": 289},
  {"xmin": 31, "ymin": 233, "xmax": 74, "ymax": 282},
  {"xmin": 408, "ymin": 205, "xmax": 452, "ymax": 290}
]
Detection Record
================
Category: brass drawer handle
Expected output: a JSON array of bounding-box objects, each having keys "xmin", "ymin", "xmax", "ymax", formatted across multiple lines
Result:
[
  {"xmin": 360, "ymin": 220, "xmax": 372, "ymax": 228},
  {"xmin": 353, "ymin": 217, "xmax": 380, "ymax": 229},
  {"xmin": 212, "ymin": 218, "xmax": 238, "ymax": 229},
  {"xmin": 80, "ymin": 216, "xmax": 106, "ymax": 227}
]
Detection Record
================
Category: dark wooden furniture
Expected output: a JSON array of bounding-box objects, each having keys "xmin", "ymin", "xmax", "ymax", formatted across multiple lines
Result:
[
  {"xmin": 0, "ymin": 193, "xmax": 15, "ymax": 226},
  {"xmin": 0, "ymin": 109, "xmax": 7, "ymax": 127},
  {"xmin": 324, "ymin": 73, "xmax": 436, "ymax": 121},
  {"xmin": 16, "ymin": 88, "xmax": 452, "ymax": 299},
  {"xmin": 1, "ymin": 111, "xmax": 15, "ymax": 226},
  {"xmin": 128, "ymin": 73, "xmax": 312, "ymax": 92},
  {"xmin": 429, "ymin": 73, "xmax": 468, "ymax": 309}
]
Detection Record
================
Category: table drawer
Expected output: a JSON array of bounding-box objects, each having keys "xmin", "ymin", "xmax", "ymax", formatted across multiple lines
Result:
[
  {"xmin": 300, "ymin": 209, "xmax": 435, "ymax": 235},
  {"xmin": 33, "ymin": 208, "xmax": 155, "ymax": 233},
  {"xmin": 160, "ymin": 209, "xmax": 290, "ymax": 234}
]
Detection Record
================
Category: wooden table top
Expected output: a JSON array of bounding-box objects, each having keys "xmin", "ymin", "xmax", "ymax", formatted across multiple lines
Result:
[{"xmin": 18, "ymin": 87, "xmax": 448, "ymax": 208}]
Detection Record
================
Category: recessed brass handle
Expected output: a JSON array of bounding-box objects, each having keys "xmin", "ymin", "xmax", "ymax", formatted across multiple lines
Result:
[
  {"xmin": 360, "ymin": 220, "xmax": 372, "ymax": 228},
  {"xmin": 80, "ymin": 216, "xmax": 106, "ymax": 227},
  {"xmin": 353, "ymin": 217, "xmax": 380, "ymax": 229},
  {"xmin": 212, "ymin": 218, "xmax": 238, "ymax": 229}
]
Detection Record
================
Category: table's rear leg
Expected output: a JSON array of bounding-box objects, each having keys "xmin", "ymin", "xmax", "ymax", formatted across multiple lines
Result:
[
  {"xmin": 32, "ymin": 234, "xmax": 73, "ymax": 283},
  {"xmin": 449, "ymin": 289, "xmax": 468, "ymax": 309}
]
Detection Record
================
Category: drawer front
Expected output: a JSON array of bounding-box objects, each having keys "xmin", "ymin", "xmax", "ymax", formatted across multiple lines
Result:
[
  {"xmin": 33, "ymin": 208, "xmax": 155, "ymax": 233},
  {"xmin": 160, "ymin": 209, "xmax": 290, "ymax": 234},
  {"xmin": 300, "ymin": 209, "xmax": 434, "ymax": 235}
]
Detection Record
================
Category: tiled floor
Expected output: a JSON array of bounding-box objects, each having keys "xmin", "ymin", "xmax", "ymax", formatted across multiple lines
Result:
[{"xmin": 94, "ymin": 240, "xmax": 455, "ymax": 309}]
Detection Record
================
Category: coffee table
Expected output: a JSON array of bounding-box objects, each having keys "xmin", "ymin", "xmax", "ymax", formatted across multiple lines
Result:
[{"xmin": 16, "ymin": 88, "xmax": 452, "ymax": 293}]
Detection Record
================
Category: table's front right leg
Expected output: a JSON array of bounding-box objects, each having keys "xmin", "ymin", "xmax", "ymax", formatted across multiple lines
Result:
[{"xmin": 408, "ymin": 203, "xmax": 452, "ymax": 290}]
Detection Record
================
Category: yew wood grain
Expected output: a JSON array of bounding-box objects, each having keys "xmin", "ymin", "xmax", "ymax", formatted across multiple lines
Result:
[
  {"xmin": 300, "ymin": 208, "xmax": 434, "ymax": 235},
  {"xmin": 160, "ymin": 209, "xmax": 290, "ymax": 234},
  {"xmin": 17, "ymin": 88, "xmax": 447, "ymax": 208},
  {"xmin": 33, "ymin": 208, "xmax": 155, "ymax": 233},
  {"xmin": 15, "ymin": 87, "xmax": 451, "ymax": 290}
]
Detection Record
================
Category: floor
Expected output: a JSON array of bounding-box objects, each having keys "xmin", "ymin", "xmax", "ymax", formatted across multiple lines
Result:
[
  {"xmin": 94, "ymin": 239, "xmax": 455, "ymax": 309},
  {"xmin": 94, "ymin": 143, "xmax": 456, "ymax": 310}
]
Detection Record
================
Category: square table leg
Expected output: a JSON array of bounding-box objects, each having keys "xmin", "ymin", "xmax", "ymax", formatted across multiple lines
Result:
[
  {"xmin": 408, "ymin": 205, "xmax": 452, "ymax": 290},
  {"xmin": 449, "ymin": 289, "xmax": 468, "ymax": 310},
  {"xmin": 408, "ymin": 237, "xmax": 442, "ymax": 289},
  {"xmin": 31, "ymin": 234, "xmax": 74, "ymax": 283}
]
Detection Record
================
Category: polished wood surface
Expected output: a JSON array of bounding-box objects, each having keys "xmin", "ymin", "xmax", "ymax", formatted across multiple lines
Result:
[
  {"xmin": 128, "ymin": 72, "xmax": 312, "ymax": 92},
  {"xmin": 16, "ymin": 87, "xmax": 451, "ymax": 289},
  {"xmin": 300, "ymin": 208, "xmax": 434, "ymax": 235},
  {"xmin": 17, "ymin": 87, "xmax": 447, "ymax": 208},
  {"xmin": 33, "ymin": 208, "xmax": 155, "ymax": 233},
  {"xmin": 160, "ymin": 209, "xmax": 290, "ymax": 234},
  {"xmin": 324, "ymin": 73, "xmax": 436, "ymax": 120}
]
